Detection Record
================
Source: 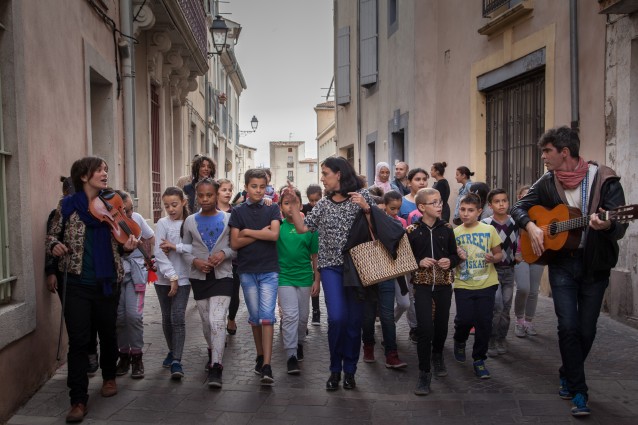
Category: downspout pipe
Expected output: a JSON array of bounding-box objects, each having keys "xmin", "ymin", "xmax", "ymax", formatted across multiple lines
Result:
[
  {"xmin": 120, "ymin": 0, "xmax": 136, "ymax": 195},
  {"xmin": 569, "ymin": 0, "xmax": 579, "ymax": 131},
  {"xmin": 205, "ymin": 73, "xmax": 210, "ymax": 155},
  {"xmin": 356, "ymin": 0, "xmax": 362, "ymax": 174}
]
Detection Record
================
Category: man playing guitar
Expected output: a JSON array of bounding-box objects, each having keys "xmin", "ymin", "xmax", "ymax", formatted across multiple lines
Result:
[{"xmin": 510, "ymin": 126, "xmax": 627, "ymax": 417}]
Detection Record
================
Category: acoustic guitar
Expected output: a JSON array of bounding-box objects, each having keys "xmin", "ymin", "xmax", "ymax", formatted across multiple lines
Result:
[{"xmin": 520, "ymin": 204, "xmax": 637, "ymax": 264}]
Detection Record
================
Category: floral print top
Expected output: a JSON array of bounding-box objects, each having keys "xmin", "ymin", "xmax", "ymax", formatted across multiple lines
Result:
[{"xmin": 304, "ymin": 189, "xmax": 373, "ymax": 269}]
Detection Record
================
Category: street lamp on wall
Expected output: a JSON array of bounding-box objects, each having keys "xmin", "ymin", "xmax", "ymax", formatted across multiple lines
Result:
[
  {"xmin": 207, "ymin": 15, "xmax": 229, "ymax": 58},
  {"xmin": 240, "ymin": 115, "xmax": 259, "ymax": 136}
]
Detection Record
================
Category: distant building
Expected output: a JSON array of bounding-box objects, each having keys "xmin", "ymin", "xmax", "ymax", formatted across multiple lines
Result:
[
  {"xmin": 235, "ymin": 143, "xmax": 257, "ymax": 190},
  {"xmin": 269, "ymin": 141, "xmax": 318, "ymax": 201},
  {"xmin": 315, "ymin": 100, "xmax": 337, "ymax": 164}
]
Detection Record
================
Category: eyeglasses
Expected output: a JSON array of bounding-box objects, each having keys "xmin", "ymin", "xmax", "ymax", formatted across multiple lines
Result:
[{"xmin": 422, "ymin": 200, "xmax": 444, "ymax": 207}]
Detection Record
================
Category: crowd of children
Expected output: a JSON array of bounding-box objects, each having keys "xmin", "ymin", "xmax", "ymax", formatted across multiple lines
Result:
[{"xmin": 48, "ymin": 155, "xmax": 552, "ymax": 423}]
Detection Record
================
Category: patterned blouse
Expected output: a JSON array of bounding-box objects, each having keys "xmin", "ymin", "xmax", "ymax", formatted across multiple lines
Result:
[{"xmin": 304, "ymin": 189, "xmax": 373, "ymax": 269}]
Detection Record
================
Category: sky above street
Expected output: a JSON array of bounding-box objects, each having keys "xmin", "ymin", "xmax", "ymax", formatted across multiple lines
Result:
[{"xmin": 225, "ymin": 0, "xmax": 334, "ymax": 166}]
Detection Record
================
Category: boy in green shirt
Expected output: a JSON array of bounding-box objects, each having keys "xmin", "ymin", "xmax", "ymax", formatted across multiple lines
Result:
[{"xmin": 277, "ymin": 188, "xmax": 320, "ymax": 374}]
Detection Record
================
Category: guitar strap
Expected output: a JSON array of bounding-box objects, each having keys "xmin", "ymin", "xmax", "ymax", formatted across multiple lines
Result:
[{"xmin": 580, "ymin": 170, "xmax": 589, "ymax": 217}]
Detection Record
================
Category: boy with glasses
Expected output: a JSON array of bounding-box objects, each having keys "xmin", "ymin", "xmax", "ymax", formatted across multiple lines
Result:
[{"xmin": 407, "ymin": 188, "xmax": 460, "ymax": 395}]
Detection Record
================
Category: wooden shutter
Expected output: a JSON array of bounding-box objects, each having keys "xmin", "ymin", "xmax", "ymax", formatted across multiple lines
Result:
[
  {"xmin": 360, "ymin": 0, "xmax": 378, "ymax": 87},
  {"xmin": 336, "ymin": 26, "xmax": 351, "ymax": 105}
]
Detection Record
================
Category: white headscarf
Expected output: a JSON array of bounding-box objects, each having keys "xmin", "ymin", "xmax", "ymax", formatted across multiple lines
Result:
[{"xmin": 373, "ymin": 162, "xmax": 392, "ymax": 193}]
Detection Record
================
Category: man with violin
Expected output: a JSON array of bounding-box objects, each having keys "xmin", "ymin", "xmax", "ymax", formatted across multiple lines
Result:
[
  {"xmin": 46, "ymin": 157, "xmax": 140, "ymax": 423},
  {"xmin": 510, "ymin": 126, "xmax": 628, "ymax": 417}
]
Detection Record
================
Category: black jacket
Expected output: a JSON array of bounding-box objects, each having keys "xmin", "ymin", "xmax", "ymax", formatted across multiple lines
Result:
[
  {"xmin": 342, "ymin": 206, "xmax": 406, "ymax": 299},
  {"xmin": 407, "ymin": 217, "xmax": 460, "ymax": 268},
  {"xmin": 510, "ymin": 164, "xmax": 627, "ymax": 276}
]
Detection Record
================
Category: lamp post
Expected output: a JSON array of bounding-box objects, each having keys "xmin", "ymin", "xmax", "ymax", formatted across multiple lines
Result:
[
  {"xmin": 207, "ymin": 15, "xmax": 229, "ymax": 58},
  {"xmin": 205, "ymin": 14, "xmax": 229, "ymax": 160},
  {"xmin": 240, "ymin": 115, "xmax": 259, "ymax": 136}
]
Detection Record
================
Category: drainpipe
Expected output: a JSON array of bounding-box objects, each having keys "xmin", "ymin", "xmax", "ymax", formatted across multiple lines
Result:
[
  {"xmin": 356, "ymin": 0, "xmax": 362, "ymax": 173},
  {"xmin": 205, "ymin": 73, "xmax": 210, "ymax": 155},
  {"xmin": 569, "ymin": 0, "xmax": 579, "ymax": 131},
  {"xmin": 120, "ymin": 0, "xmax": 136, "ymax": 195}
]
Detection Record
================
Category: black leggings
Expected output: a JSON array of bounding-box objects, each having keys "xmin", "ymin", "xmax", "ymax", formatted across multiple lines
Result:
[{"xmin": 227, "ymin": 265, "xmax": 241, "ymax": 321}]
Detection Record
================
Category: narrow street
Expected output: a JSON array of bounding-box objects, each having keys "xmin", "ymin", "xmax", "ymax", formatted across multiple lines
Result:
[{"xmin": 8, "ymin": 289, "xmax": 638, "ymax": 424}]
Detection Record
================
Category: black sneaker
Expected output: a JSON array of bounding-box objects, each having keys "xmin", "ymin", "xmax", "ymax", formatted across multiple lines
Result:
[
  {"xmin": 311, "ymin": 309, "xmax": 321, "ymax": 325},
  {"xmin": 254, "ymin": 355, "xmax": 264, "ymax": 375},
  {"xmin": 207, "ymin": 363, "xmax": 223, "ymax": 388},
  {"xmin": 409, "ymin": 327, "xmax": 418, "ymax": 344},
  {"xmin": 115, "ymin": 353, "xmax": 130, "ymax": 376},
  {"xmin": 453, "ymin": 340, "xmax": 466, "ymax": 363},
  {"xmin": 432, "ymin": 352, "xmax": 448, "ymax": 377},
  {"xmin": 414, "ymin": 371, "xmax": 432, "ymax": 396},
  {"xmin": 87, "ymin": 353, "xmax": 99, "ymax": 377},
  {"xmin": 297, "ymin": 344, "xmax": 304, "ymax": 362},
  {"xmin": 260, "ymin": 364, "xmax": 274, "ymax": 386},
  {"xmin": 287, "ymin": 356, "xmax": 301, "ymax": 375},
  {"xmin": 343, "ymin": 372, "xmax": 356, "ymax": 390}
]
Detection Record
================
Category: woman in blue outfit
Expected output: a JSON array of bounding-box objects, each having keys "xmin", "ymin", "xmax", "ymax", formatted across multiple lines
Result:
[{"xmin": 286, "ymin": 156, "xmax": 372, "ymax": 391}]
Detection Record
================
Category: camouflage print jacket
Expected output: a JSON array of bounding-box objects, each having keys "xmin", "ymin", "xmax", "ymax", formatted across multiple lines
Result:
[{"xmin": 45, "ymin": 200, "xmax": 124, "ymax": 282}]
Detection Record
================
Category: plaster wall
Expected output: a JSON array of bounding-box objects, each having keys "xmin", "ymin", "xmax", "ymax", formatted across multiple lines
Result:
[
  {"xmin": 603, "ymin": 13, "xmax": 638, "ymax": 323},
  {"xmin": 0, "ymin": 0, "xmax": 123, "ymax": 420},
  {"xmin": 335, "ymin": 0, "xmax": 606, "ymax": 197}
]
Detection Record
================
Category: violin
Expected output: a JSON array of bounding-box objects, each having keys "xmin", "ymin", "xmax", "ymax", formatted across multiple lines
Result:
[{"xmin": 89, "ymin": 189, "xmax": 158, "ymax": 279}]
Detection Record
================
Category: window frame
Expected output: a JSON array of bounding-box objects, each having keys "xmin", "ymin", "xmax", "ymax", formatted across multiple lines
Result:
[{"xmin": 0, "ymin": 63, "xmax": 16, "ymax": 304}]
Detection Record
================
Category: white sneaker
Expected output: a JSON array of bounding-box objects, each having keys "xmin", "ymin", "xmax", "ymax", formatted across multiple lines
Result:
[
  {"xmin": 525, "ymin": 321, "xmax": 538, "ymax": 336},
  {"xmin": 515, "ymin": 323, "xmax": 527, "ymax": 338}
]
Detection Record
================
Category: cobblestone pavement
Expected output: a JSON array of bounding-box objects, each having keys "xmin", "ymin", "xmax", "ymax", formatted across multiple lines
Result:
[{"xmin": 8, "ymin": 288, "xmax": 638, "ymax": 425}]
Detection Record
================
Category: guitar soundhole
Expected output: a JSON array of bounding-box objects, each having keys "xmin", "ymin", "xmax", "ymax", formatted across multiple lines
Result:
[{"xmin": 549, "ymin": 222, "xmax": 558, "ymax": 236}]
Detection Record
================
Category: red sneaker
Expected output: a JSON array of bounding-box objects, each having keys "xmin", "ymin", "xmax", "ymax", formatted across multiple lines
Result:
[
  {"xmin": 385, "ymin": 351, "xmax": 407, "ymax": 369},
  {"xmin": 363, "ymin": 343, "xmax": 375, "ymax": 363}
]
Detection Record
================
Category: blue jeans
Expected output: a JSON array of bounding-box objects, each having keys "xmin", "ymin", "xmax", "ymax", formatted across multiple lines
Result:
[
  {"xmin": 548, "ymin": 253, "xmax": 608, "ymax": 396},
  {"xmin": 321, "ymin": 266, "xmax": 364, "ymax": 374},
  {"xmin": 492, "ymin": 266, "xmax": 515, "ymax": 340},
  {"xmin": 154, "ymin": 284, "xmax": 191, "ymax": 361},
  {"xmin": 240, "ymin": 272, "xmax": 279, "ymax": 325},
  {"xmin": 362, "ymin": 279, "xmax": 397, "ymax": 354}
]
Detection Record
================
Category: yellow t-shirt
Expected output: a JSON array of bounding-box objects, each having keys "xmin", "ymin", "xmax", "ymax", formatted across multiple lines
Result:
[{"xmin": 453, "ymin": 222, "xmax": 502, "ymax": 290}]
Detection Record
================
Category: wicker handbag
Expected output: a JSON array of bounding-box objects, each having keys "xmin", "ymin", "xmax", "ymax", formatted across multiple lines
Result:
[
  {"xmin": 412, "ymin": 264, "xmax": 454, "ymax": 286},
  {"xmin": 350, "ymin": 233, "xmax": 418, "ymax": 287}
]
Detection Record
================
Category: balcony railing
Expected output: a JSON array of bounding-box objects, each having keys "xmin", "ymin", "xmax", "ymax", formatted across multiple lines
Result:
[
  {"xmin": 482, "ymin": 0, "xmax": 522, "ymax": 18},
  {"xmin": 286, "ymin": 162, "xmax": 294, "ymax": 168},
  {"xmin": 177, "ymin": 0, "xmax": 207, "ymax": 59}
]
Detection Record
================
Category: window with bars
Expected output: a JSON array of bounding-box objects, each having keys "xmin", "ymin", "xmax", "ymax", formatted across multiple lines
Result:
[
  {"xmin": 0, "ymin": 66, "xmax": 15, "ymax": 304},
  {"xmin": 485, "ymin": 71, "xmax": 545, "ymax": 200}
]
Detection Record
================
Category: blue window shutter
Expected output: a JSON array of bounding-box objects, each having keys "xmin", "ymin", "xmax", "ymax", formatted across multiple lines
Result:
[
  {"xmin": 360, "ymin": 0, "xmax": 378, "ymax": 87},
  {"xmin": 336, "ymin": 26, "xmax": 351, "ymax": 105}
]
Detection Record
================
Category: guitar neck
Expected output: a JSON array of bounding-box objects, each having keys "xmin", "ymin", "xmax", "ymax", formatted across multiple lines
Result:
[{"xmin": 553, "ymin": 212, "xmax": 605, "ymax": 234}]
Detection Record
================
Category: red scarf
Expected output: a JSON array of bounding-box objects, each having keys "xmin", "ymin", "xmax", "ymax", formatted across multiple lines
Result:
[{"xmin": 555, "ymin": 157, "xmax": 588, "ymax": 190}]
